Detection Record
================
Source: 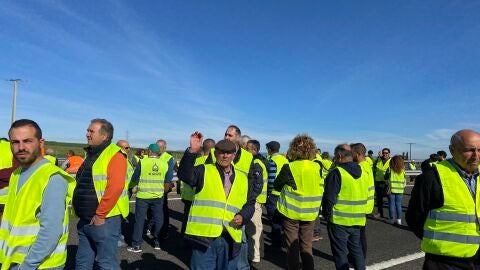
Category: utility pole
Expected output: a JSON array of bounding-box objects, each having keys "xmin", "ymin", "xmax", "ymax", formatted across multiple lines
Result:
[
  {"xmin": 406, "ymin": 142, "xmax": 415, "ymax": 161},
  {"xmin": 8, "ymin": 79, "xmax": 21, "ymax": 124}
]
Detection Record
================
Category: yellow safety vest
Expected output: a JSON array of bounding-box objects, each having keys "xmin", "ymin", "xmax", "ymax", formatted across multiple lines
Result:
[
  {"xmin": 389, "ymin": 169, "xmax": 405, "ymax": 194},
  {"xmin": 254, "ymin": 158, "xmax": 268, "ymax": 204},
  {"xmin": 0, "ymin": 162, "xmax": 75, "ymax": 269},
  {"xmin": 0, "ymin": 140, "xmax": 13, "ymax": 170},
  {"xmin": 276, "ymin": 160, "xmax": 323, "ymax": 221},
  {"xmin": 210, "ymin": 148, "xmax": 253, "ymax": 174},
  {"xmin": 359, "ymin": 160, "xmax": 375, "ymax": 214},
  {"xmin": 270, "ymin": 154, "xmax": 289, "ymax": 196},
  {"xmin": 186, "ymin": 164, "xmax": 248, "ymax": 243},
  {"xmin": 375, "ymin": 158, "xmax": 391, "ymax": 182},
  {"xmin": 313, "ymin": 156, "xmax": 332, "ymax": 180},
  {"xmin": 136, "ymin": 156, "xmax": 168, "ymax": 199},
  {"xmin": 0, "ymin": 141, "xmax": 11, "ymax": 204},
  {"xmin": 127, "ymin": 159, "xmax": 135, "ymax": 190},
  {"xmin": 409, "ymin": 163, "xmax": 417, "ymax": 170},
  {"xmin": 43, "ymin": 155, "xmax": 56, "ymax": 164},
  {"xmin": 180, "ymin": 156, "xmax": 207, "ymax": 201},
  {"xmin": 90, "ymin": 144, "xmax": 129, "ymax": 218},
  {"xmin": 421, "ymin": 161, "xmax": 480, "ymax": 258},
  {"xmin": 331, "ymin": 167, "xmax": 368, "ymax": 226},
  {"xmin": 160, "ymin": 152, "xmax": 173, "ymax": 164},
  {"xmin": 365, "ymin": 156, "xmax": 374, "ymax": 167}
]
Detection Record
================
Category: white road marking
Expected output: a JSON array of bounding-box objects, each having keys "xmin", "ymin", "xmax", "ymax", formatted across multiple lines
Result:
[{"xmin": 366, "ymin": 252, "xmax": 424, "ymax": 270}]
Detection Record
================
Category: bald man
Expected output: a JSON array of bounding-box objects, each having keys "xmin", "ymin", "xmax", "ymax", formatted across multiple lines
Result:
[{"xmin": 407, "ymin": 130, "xmax": 480, "ymax": 270}]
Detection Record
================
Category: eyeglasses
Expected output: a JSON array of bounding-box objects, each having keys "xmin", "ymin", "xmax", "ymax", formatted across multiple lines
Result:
[{"xmin": 124, "ymin": 147, "xmax": 130, "ymax": 150}]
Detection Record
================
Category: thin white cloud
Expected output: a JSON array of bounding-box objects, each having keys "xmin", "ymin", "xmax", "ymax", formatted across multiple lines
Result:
[{"xmin": 425, "ymin": 129, "xmax": 456, "ymax": 141}]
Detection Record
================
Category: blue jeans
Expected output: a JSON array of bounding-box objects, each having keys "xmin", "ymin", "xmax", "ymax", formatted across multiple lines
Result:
[
  {"xmin": 76, "ymin": 215, "xmax": 122, "ymax": 270},
  {"xmin": 265, "ymin": 194, "xmax": 278, "ymax": 220},
  {"xmin": 190, "ymin": 236, "xmax": 240, "ymax": 270},
  {"xmin": 132, "ymin": 197, "xmax": 164, "ymax": 246},
  {"xmin": 327, "ymin": 223, "xmax": 365, "ymax": 270},
  {"xmin": 388, "ymin": 194, "xmax": 403, "ymax": 220},
  {"xmin": 267, "ymin": 195, "xmax": 282, "ymax": 244},
  {"xmin": 237, "ymin": 227, "xmax": 250, "ymax": 270}
]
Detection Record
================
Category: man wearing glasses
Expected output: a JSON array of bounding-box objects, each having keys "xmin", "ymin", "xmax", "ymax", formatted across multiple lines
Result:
[{"xmin": 373, "ymin": 148, "xmax": 391, "ymax": 218}]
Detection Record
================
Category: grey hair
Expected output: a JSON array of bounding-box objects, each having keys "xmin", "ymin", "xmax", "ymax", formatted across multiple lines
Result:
[
  {"xmin": 240, "ymin": 135, "xmax": 251, "ymax": 147},
  {"xmin": 91, "ymin": 118, "xmax": 114, "ymax": 141}
]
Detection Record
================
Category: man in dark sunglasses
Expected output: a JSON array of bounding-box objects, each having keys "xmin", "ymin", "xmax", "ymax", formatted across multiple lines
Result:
[{"xmin": 373, "ymin": 148, "xmax": 391, "ymax": 218}]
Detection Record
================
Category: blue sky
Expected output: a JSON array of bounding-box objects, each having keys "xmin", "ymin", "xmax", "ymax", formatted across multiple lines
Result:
[{"xmin": 1, "ymin": 1, "xmax": 479, "ymax": 159}]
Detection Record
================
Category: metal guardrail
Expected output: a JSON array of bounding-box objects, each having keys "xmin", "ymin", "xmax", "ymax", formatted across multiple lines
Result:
[{"xmin": 405, "ymin": 170, "xmax": 421, "ymax": 177}]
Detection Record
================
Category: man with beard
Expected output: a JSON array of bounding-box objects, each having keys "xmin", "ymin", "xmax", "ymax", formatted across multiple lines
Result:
[{"xmin": 0, "ymin": 119, "xmax": 75, "ymax": 270}]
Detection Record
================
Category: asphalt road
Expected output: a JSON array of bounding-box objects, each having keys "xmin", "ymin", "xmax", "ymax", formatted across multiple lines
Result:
[{"xmin": 65, "ymin": 186, "xmax": 424, "ymax": 269}]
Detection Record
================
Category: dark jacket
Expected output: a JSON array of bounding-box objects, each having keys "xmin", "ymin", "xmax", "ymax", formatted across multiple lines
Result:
[
  {"xmin": 177, "ymin": 148, "xmax": 257, "ymax": 257},
  {"xmin": 406, "ymin": 159, "xmax": 480, "ymax": 266},
  {"xmin": 321, "ymin": 161, "xmax": 362, "ymax": 222},
  {"xmin": 72, "ymin": 141, "xmax": 110, "ymax": 221}
]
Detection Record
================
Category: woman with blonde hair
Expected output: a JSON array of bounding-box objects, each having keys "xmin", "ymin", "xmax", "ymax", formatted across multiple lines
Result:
[
  {"xmin": 273, "ymin": 134, "xmax": 324, "ymax": 270},
  {"xmin": 385, "ymin": 155, "xmax": 406, "ymax": 225}
]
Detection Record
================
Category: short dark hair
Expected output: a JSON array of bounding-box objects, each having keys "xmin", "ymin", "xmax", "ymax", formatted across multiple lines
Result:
[
  {"xmin": 91, "ymin": 118, "xmax": 114, "ymax": 141},
  {"xmin": 382, "ymin": 148, "xmax": 390, "ymax": 153},
  {"xmin": 227, "ymin": 125, "xmax": 241, "ymax": 136},
  {"xmin": 334, "ymin": 144, "xmax": 353, "ymax": 158},
  {"xmin": 9, "ymin": 119, "xmax": 42, "ymax": 139},
  {"xmin": 67, "ymin": 150, "xmax": 75, "ymax": 156},
  {"xmin": 437, "ymin": 150, "xmax": 447, "ymax": 158},
  {"xmin": 203, "ymin": 138, "xmax": 216, "ymax": 152},
  {"xmin": 350, "ymin": 143, "xmax": 366, "ymax": 156},
  {"xmin": 368, "ymin": 150, "xmax": 373, "ymax": 155},
  {"xmin": 247, "ymin": 139, "xmax": 261, "ymax": 152}
]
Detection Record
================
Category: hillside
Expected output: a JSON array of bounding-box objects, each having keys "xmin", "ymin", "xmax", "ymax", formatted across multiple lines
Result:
[{"xmin": 44, "ymin": 141, "xmax": 184, "ymax": 160}]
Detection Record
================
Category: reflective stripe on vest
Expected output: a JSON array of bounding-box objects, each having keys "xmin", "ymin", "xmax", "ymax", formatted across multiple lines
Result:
[
  {"xmin": 136, "ymin": 156, "xmax": 168, "ymax": 199},
  {"xmin": 270, "ymin": 154, "xmax": 289, "ymax": 196},
  {"xmin": 276, "ymin": 160, "xmax": 323, "ymax": 221},
  {"xmin": 331, "ymin": 167, "xmax": 368, "ymax": 226},
  {"xmin": 181, "ymin": 156, "xmax": 207, "ymax": 201},
  {"xmin": 0, "ymin": 162, "xmax": 75, "ymax": 269},
  {"xmin": 421, "ymin": 160, "xmax": 480, "ymax": 258},
  {"xmin": 375, "ymin": 158, "xmax": 391, "ymax": 182},
  {"xmin": 389, "ymin": 170, "xmax": 405, "ymax": 194},
  {"xmin": 185, "ymin": 164, "xmax": 248, "ymax": 243},
  {"xmin": 359, "ymin": 161, "xmax": 375, "ymax": 214},
  {"xmin": 90, "ymin": 144, "xmax": 129, "ymax": 218},
  {"xmin": 0, "ymin": 141, "xmax": 13, "ymax": 170},
  {"xmin": 254, "ymin": 158, "xmax": 268, "ymax": 204}
]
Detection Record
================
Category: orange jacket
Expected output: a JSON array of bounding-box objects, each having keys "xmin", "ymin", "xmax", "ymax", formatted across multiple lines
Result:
[{"xmin": 66, "ymin": 155, "xmax": 84, "ymax": 173}]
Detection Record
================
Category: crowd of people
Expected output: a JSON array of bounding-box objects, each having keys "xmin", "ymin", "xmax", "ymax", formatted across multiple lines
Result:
[{"xmin": 0, "ymin": 118, "xmax": 478, "ymax": 270}]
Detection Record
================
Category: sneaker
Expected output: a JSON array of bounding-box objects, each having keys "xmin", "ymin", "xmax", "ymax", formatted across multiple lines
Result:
[
  {"xmin": 145, "ymin": 229, "xmax": 151, "ymax": 236},
  {"xmin": 154, "ymin": 243, "xmax": 161, "ymax": 250},
  {"xmin": 388, "ymin": 219, "xmax": 395, "ymax": 224},
  {"xmin": 396, "ymin": 219, "xmax": 402, "ymax": 225},
  {"xmin": 127, "ymin": 246, "xmax": 142, "ymax": 253},
  {"xmin": 373, "ymin": 213, "xmax": 381, "ymax": 219}
]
